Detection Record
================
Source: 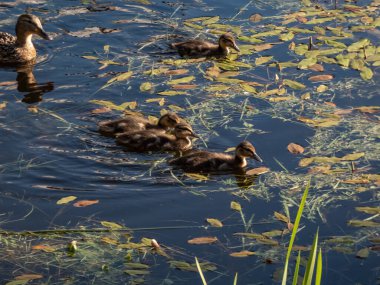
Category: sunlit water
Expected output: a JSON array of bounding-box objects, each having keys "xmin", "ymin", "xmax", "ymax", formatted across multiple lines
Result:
[{"xmin": 0, "ymin": 0, "xmax": 379, "ymax": 284}]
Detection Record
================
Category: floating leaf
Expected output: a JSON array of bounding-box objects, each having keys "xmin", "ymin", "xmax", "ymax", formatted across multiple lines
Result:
[
  {"xmin": 279, "ymin": 32, "xmax": 294, "ymax": 41},
  {"xmin": 185, "ymin": 173, "xmax": 209, "ymax": 181},
  {"xmin": 240, "ymin": 84, "xmax": 257, "ymax": 93},
  {"xmin": 347, "ymin": 38, "xmax": 370, "ymax": 52},
  {"xmin": 206, "ymin": 218, "xmax": 223, "ymax": 228},
  {"xmin": 140, "ymin": 82, "xmax": 152, "ymax": 92},
  {"xmin": 359, "ymin": 67, "xmax": 373, "ymax": 80},
  {"xmin": 158, "ymin": 90, "xmax": 187, "ymax": 96},
  {"xmin": 230, "ymin": 250, "xmax": 255, "ymax": 257},
  {"xmin": 188, "ymin": 237, "xmax": 218, "ymax": 244},
  {"xmin": 124, "ymin": 269, "xmax": 150, "ymax": 276},
  {"xmin": 252, "ymin": 30, "xmax": 282, "ymax": 38},
  {"xmin": 32, "ymin": 245, "xmax": 56, "ymax": 252},
  {"xmin": 287, "ymin": 143, "xmax": 305, "ymax": 154},
  {"xmin": 262, "ymin": 230, "xmax": 285, "ymax": 237},
  {"xmin": 316, "ymin": 84, "xmax": 328, "ymax": 92},
  {"xmin": 356, "ymin": 248, "xmax": 370, "ymax": 259},
  {"xmin": 355, "ymin": 106, "xmax": 380, "ymax": 113},
  {"xmin": 308, "ymin": 74, "xmax": 334, "ymax": 82},
  {"xmin": 249, "ymin": 14, "xmax": 262, "ymax": 22},
  {"xmin": 274, "ymin": 212, "xmax": 290, "ymax": 223},
  {"xmin": 171, "ymin": 84, "xmax": 197, "ymax": 90},
  {"xmin": 355, "ymin": 207, "xmax": 380, "ymax": 215},
  {"xmin": 102, "ymin": 71, "xmax": 133, "ymax": 89},
  {"xmin": 15, "ymin": 274, "xmax": 43, "ymax": 281},
  {"xmin": 73, "ymin": 200, "xmax": 99, "ymax": 207},
  {"xmin": 184, "ymin": 22, "xmax": 203, "ymax": 30},
  {"xmin": 101, "ymin": 221, "xmax": 123, "ymax": 229},
  {"xmin": 283, "ymin": 79, "xmax": 306, "ymax": 89},
  {"xmin": 252, "ymin": 43, "xmax": 273, "ymax": 52},
  {"xmin": 231, "ymin": 201, "xmax": 242, "ymax": 212},
  {"xmin": 255, "ymin": 56, "xmax": 273, "ymax": 66},
  {"xmin": 82, "ymin": 55, "xmax": 99, "ymax": 60},
  {"xmin": 348, "ymin": 220, "xmax": 379, "ymax": 227},
  {"xmin": 234, "ymin": 232, "xmax": 264, "ymax": 239},
  {"xmin": 306, "ymin": 17, "xmax": 335, "ymax": 25},
  {"xmin": 0, "ymin": 102, "xmax": 7, "ymax": 110},
  {"xmin": 246, "ymin": 167, "xmax": 270, "ymax": 175},
  {"xmin": 341, "ymin": 152, "xmax": 365, "ymax": 161},
  {"xmin": 202, "ymin": 16, "xmax": 220, "ymax": 25},
  {"xmin": 57, "ymin": 196, "xmax": 77, "ymax": 205},
  {"xmin": 167, "ymin": 76, "xmax": 195, "ymax": 85},
  {"xmin": 298, "ymin": 57, "xmax": 317, "ymax": 69},
  {"xmin": 101, "ymin": 237, "xmax": 118, "ymax": 245}
]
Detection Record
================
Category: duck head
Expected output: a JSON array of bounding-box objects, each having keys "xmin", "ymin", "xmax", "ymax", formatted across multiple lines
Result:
[
  {"xmin": 16, "ymin": 14, "xmax": 51, "ymax": 42},
  {"xmin": 219, "ymin": 33, "xmax": 240, "ymax": 53},
  {"xmin": 157, "ymin": 112, "xmax": 181, "ymax": 129},
  {"xmin": 236, "ymin": 141, "xmax": 262, "ymax": 162}
]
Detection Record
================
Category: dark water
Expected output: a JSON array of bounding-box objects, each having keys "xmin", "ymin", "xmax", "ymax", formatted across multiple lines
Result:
[{"xmin": 0, "ymin": 0, "xmax": 379, "ymax": 284}]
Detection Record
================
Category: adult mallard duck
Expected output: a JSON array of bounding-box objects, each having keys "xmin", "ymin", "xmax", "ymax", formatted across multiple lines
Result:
[
  {"xmin": 98, "ymin": 112, "xmax": 182, "ymax": 137},
  {"xmin": 170, "ymin": 33, "xmax": 240, "ymax": 58},
  {"xmin": 169, "ymin": 141, "xmax": 262, "ymax": 173},
  {"xmin": 0, "ymin": 14, "xmax": 51, "ymax": 65},
  {"xmin": 116, "ymin": 123, "xmax": 198, "ymax": 152}
]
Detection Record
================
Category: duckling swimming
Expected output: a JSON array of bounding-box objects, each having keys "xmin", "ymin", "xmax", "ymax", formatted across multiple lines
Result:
[
  {"xmin": 116, "ymin": 123, "xmax": 198, "ymax": 152},
  {"xmin": 98, "ymin": 112, "xmax": 181, "ymax": 137},
  {"xmin": 0, "ymin": 14, "xmax": 51, "ymax": 65},
  {"xmin": 169, "ymin": 141, "xmax": 262, "ymax": 173},
  {"xmin": 170, "ymin": 33, "xmax": 240, "ymax": 58}
]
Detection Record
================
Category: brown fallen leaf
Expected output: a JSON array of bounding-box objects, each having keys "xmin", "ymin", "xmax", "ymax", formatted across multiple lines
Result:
[
  {"xmin": 73, "ymin": 200, "xmax": 99, "ymax": 207},
  {"xmin": 355, "ymin": 106, "xmax": 380, "ymax": 114},
  {"xmin": 91, "ymin": 106, "xmax": 112, "ymax": 114},
  {"xmin": 308, "ymin": 74, "xmax": 334, "ymax": 82},
  {"xmin": 324, "ymin": 102, "xmax": 336, "ymax": 107},
  {"xmin": 0, "ymin": 81, "xmax": 16, "ymax": 86},
  {"xmin": 188, "ymin": 237, "xmax": 218, "ymax": 245},
  {"xmin": 249, "ymin": 13, "xmax": 262, "ymax": 22},
  {"xmin": 230, "ymin": 250, "xmax": 255, "ymax": 257},
  {"xmin": 206, "ymin": 218, "xmax": 223, "ymax": 228},
  {"xmin": 342, "ymin": 179, "xmax": 370, "ymax": 184},
  {"xmin": 171, "ymin": 84, "xmax": 198, "ymax": 90},
  {"xmin": 165, "ymin": 69, "xmax": 189, "ymax": 76},
  {"xmin": 308, "ymin": 64, "xmax": 324, "ymax": 72},
  {"xmin": 0, "ymin": 102, "xmax": 7, "ymax": 110},
  {"xmin": 308, "ymin": 165, "xmax": 331, "ymax": 174},
  {"xmin": 246, "ymin": 167, "xmax": 270, "ymax": 175},
  {"xmin": 287, "ymin": 143, "xmax": 305, "ymax": 154},
  {"xmin": 32, "ymin": 245, "xmax": 56, "ymax": 252},
  {"xmin": 274, "ymin": 211, "xmax": 290, "ymax": 223},
  {"xmin": 15, "ymin": 274, "xmax": 43, "ymax": 280},
  {"xmin": 334, "ymin": 109, "xmax": 353, "ymax": 115}
]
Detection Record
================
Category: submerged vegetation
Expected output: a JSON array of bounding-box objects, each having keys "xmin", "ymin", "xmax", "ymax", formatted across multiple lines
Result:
[{"xmin": 0, "ymin": 0, "xmax": 379, "ymax": 284}]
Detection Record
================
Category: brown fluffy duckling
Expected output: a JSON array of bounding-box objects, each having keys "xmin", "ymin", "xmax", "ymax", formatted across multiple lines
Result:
[
  {"xmin": 116, "ymin": 123, "xmax": 198, "ymax": 152},
  {"xmin": 169, "ymin": 141, "xmax": 262, "ymax": 173},
  {"xmin": 0, "ymin": 14, "xmax": 51, "ymax": 65},
  {"xmin": 170, "ymin": 33, "xmax": 240, "ymax": 58},
  {"xmin": 98, "ymin": 112, "xmax": 181, "ymax": 137}
]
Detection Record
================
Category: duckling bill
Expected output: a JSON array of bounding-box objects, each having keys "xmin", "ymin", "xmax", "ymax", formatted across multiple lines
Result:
[
  {"xmin": 169, "ymin": 141, "xmax": 262, "ymax": 173},
  {"xmin": 170, "ymin": 33, "xmax": 240, "ymax": 58},
  {"xmin": 0, "ymin": 14, "xmax": 51, "ymax": 65}
]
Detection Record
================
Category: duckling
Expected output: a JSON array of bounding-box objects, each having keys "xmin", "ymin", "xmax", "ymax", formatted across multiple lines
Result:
[
  {"xmin": 0, "ymin": 14, "xmax": 51, "ymax": 65},
  {"xmin": 170, "ymin": 33, "xmax": 240, "ymax": 58},
  {"xmin": 98, "ymin": 112, "xmax": 181, "ymax": 137},
  {"xmin": 169, "ymin": 141, "xmax": 262, "ymax": 173},
  {"xmin": 116, "ymin": 123, "xmax": 198, "ymax": 152}
]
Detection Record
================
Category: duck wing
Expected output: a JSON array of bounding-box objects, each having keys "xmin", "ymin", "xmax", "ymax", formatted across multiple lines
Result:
[
  {"xmin": 170, "ymin": 152, "xmax": 234, "ymax": 172},
  {"xmin": 98, "ymin": 116, "xmax": 150, "ymax": 136},
  {"xmin": 171, "ymin": 40, "xmax": 218, "ymax": 57}
]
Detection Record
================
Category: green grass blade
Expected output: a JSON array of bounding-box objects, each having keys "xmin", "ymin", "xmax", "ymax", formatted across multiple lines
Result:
[
  {"xmin": 292, "ymin": 251, "xmax": 301, "ymax": 285},
  {"xmin": 303, "ymin": 230, "xmax": 319, "ymax": 285},
  {"xmin": 233, "ymin": 272, "xmax": 238, "ymax": 285},
  {"xmin": 315, "ymin": 248, "xmax": 322, "ymax": 285},
  {"xmin": 281, "ymin": 178, "xmax": 311, "ymax": 285},
  {"xmin": 195, "ymin": 257, "xmax": 208, "ymax": 285}
]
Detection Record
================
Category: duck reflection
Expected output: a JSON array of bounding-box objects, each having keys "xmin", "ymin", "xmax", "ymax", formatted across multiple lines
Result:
[
  {"xmin": 16, "ymin": 65, "xmax": 54, "ymax": 103},
  {"xmin": 234, "ymin": 170, "xmax": 258, "ymax": 189}
]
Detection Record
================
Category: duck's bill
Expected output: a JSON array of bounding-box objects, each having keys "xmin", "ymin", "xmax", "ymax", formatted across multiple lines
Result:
[
  {"xmin": 190, "ymin": 133, "xmax": 200, "ymax": 138},
  {"xmin": 252, "ymin": 152, "xmax": 263, "ymax": 162},
  {"xmin": 38, "ymin": 29, "xmax": 52, "ymax": 40},
  {"xmin": 232, "ymin": 43, "xmax": 240, "ymax": 52}
]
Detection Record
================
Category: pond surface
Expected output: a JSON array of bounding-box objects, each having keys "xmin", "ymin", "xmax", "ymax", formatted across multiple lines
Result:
[{"xmin": 0, "ymin": 0, "xmax": 379, "ymax": 284}]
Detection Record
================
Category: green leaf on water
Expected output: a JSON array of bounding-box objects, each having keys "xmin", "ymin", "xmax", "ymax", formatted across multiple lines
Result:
[
  {"xmin": 202, "ymin": 16, "xmax": 220, "ymax": 25},
  {"xmin": 124, "ymin": 270, "xmax": 150, "ymax": 276},
  {"xmin": 167, "ymin": 76, "xmax": 195, "ymax": 85},
  {"xmin": 359, "ymin": 67, "xmax": 373, "ymax": 80},
  {"xmin": 206, "ymin": 218, "xmax": 223, "ymax": 227},
  {"xmin": 255, "ymin": 56, "xmax": 273, "ymax": 65},
  {"xmin": 348, "ymin": 220, "xmax": 380, "ymax": 227},
  {"xmin": 283, "ymin": 79, "xmax": 306, "ymax": 89},
  {"xmin": 158, "ymin": 90, "xmax": 187, "ymax": 96},
  {"xmin": 355, "ymin": 207, "xmax": 380, "ymax": 215},
  {"xmin": 336, "ymin": 54, "xmax": 350, "ymax": 67},
  {"xmin": 279, "ymin": 32, "xmax": 294, "ymax": 41},
  {"xmin": 140, "ymin": 82, "xmax": 152, "ymax": 92},
  {"xmin": 298, "ymin": 57, "xmax": 317, "ymax": 69},
  {"xmin": 184, "ymin": 22, "xmax": 204, "ymax": 30},
  {"xmin": 82, "ymin": 55, "xmax": 99, "ymax": 60},
  {"xmin": 101, "ymin": 221, "xmax": 123, "ymax": 229},
  {"xmin": 347, "ymin": 38, "xmax": 370, "ymax": 52},
  {"xmin": 231, "ymin": 201, "xmax": 242, "ymax": 212},
  {"xmin": 57, "ymin": 196, "xmax": 77, "ymax": 205},
  {"xmin": 240, "ymin": 84, "xmax": 257, "ymax": 93},
  {"xmin": 306, "ymin": 17, "xmax": 335, "ymax": 25}
]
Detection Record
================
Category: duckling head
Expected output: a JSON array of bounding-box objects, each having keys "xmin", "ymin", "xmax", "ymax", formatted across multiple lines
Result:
[
  {"xmin": 16, "ymin": 14, "xmax": 51, "ymax": 42},
  {"xmin": 173, "ymin": 123, "xmax": 199, "ymax": 139},
  {"xmin": 219, "ymin": 33, "xmax": 240, "ymax": 53},
  {"xmin": 157, "ymin": 112, "xmax": 181, "ymax": 129},
  {"xmin": 236, "ymin": 141, "xmax": 262, "ymax": 162}
]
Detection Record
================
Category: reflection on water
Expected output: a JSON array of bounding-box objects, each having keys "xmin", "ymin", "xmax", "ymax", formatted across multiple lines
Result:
[{"xmin": 16, "ymin": 65, "xmax": 54, "ymax": 103}]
